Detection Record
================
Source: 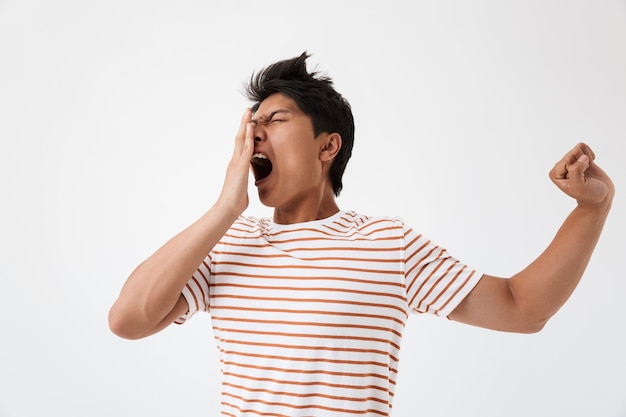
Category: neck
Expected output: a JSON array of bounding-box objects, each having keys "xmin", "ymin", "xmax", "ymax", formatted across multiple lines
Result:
[{"xmin": 273, "ymin": 191, "xmax": 340, "ymax": 225}]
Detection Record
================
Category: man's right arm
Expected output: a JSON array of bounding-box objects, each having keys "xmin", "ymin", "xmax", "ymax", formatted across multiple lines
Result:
[{"xmin": 108, "ymin": 109, "xmax": 255, "ymax": 340}]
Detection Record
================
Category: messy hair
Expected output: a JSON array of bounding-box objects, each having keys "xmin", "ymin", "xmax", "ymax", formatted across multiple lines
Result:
[{"xmin": 245, "ymin": 52, "xmax": 355, "ymax": 197}]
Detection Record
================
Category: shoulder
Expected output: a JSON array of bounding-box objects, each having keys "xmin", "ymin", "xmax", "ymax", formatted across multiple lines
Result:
[
  {"xmin": 338, "ymin": 211, "xmax": 408, "ymax": 237},
  {"xmin": 342, "ymin": 210, "xmax": 406, "ymax": 226},
  {"xmin": 223, "ymin": 215, "xmax": 272, "ymax": 239},
  {"xmin": 234, "ymin": 214, "xmax": 271, "ymax": 229}
]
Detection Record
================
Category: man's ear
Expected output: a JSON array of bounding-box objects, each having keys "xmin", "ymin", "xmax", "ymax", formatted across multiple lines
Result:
[{"xmin": 320, "ymin": 133, "xmax": 342, "ymax": 162}]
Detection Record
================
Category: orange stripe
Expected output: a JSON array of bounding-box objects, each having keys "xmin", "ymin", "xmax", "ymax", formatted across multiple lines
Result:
[
  {"xmin": 415, "ymin": 260, "xmax": 459, "ymax": 311},
  {"xmin": 222, "ymin": 381, "xmax": 389, "ymax": 404},
  {"xmin": 218, "ymin": 349, "xmax": 392, "ymax": 370},
  {"xmin": 404, "ymin": 237, "xmax": 430, "ymax": 266},
  {"xmin": 223, "ymin": 233, "xmax": 402, "ymax": 245},
  {"xmin": 222, "ymin": 394, "xmax": 388, "ymax": 416},
  {"xmin": 213, "ymin": 261, "xmax": 401, "ymax": 275},
  {"xmin": 347, "ymin": 218, "xmax": 394, "ymax": 233},
  {"xmin": 212, "ymin": 316, "xmax": 403, "ymax": 338},
  {"xmin": 194, "ymin": 268, "xmax": 208, "ymax": 300},
  {"xmin": 210, "ymin": 305, "xmax": 406, "ymax": 326},
  {"xmin": 214, "ymin": 337, "xmax": 400, "ymax": 362},
  {"xmin": 220, "ymin": 241, "xmax": 404, "ymax": 253},
  {"xmin": 187, "ymin": 276, "xmax": 200, "ymax": 312},
  {"xmin": 322, "ymin": 223, "xmax": 401, "ymax": 238},
  {"xmin": 211, "ymin": 271, "xmax": 404, "ymax": 288},
  {"xmin": 406, "ymin": 247, "xmax": 446, "ymax": 299},
  {"xmin": 213, "ymin": 250, "xmax": 403, "ymax": 263},
  {"xmin": 211, "ymin": 283, "xmax": 405, "ymax": 302},
  {"xmin": 435, "ymin": 270, "xmax": 477, "ymax": 315},
  {"xmin": 422, "ymin": 263, "xmax": 466, "ymax": 313},
  {"xmin": 222, "ymin": 361, "xmax": 389, "ymax": 380},
  {"xmin": 405, "ymin": 245, "xmax": 440, "ymax": 287},
  {"xmin": 409, "ymin": 256, "xmax": 447, "ymax": 307},
  {"xmin": 223, "ymin": 372, "xmax": 394, "ymax": 391},
  {"xmin": 229, "ymin": 222, "xmax": 401, "ymax": 240},
  {"xmin": 219, "ymin": 349, "xmax": 398, "ymax": 378},
  {"xmin": 209, "ymin": 294, "xmax": 408, "ymax": 317},
  {"xmin": 221, "ymin": 401, "xmax": 290, "ymax": 417},
  {"xmin": 212, "ymin": 327, "xmax": 401, "ymax": 351}
]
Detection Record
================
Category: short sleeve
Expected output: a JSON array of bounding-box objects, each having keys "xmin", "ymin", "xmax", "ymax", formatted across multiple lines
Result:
[
  {"xmin": 174, "ymin": 255, "xmax": 212, "ymax": 325},
  {"xmin": 403, "ymin": 224, "xmax": 482, "ymax": 318}
]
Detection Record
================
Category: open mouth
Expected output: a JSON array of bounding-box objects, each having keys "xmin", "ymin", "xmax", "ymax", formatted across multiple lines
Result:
[{"xmin": 250, "ymin": 153, "xmax": 273, "ymax": 182}]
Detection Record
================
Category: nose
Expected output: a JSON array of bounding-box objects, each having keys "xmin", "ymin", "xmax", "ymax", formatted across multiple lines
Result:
[{"xmin": 253, "ymin": 124, "xmax": 266, "ymax": 143}]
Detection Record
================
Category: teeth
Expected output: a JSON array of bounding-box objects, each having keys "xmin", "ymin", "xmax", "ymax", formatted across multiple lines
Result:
[{"xmin": 252, "ymin": 153, "xmax": 267, "ymax": 159}]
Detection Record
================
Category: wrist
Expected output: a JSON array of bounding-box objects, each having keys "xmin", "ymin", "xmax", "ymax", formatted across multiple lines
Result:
[
  {"xmin": 576, "ymin": 195, "xmax": 612, "ymax": 219},
  {"xmin": 211, "ymin": 199, "xmax": 246, "ymax": 224}
]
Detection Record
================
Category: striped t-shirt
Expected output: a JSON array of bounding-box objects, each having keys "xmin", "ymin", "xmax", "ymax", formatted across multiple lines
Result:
[{"xmin": 178, "ymin": 210, "xmax": 482, "ymax": 417}]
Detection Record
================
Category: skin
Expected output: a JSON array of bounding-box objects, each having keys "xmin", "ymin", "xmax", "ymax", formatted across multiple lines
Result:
[
  {"xmin": 249, "ymin": 94, "xmax": 341, "ymax": 224},
  {"xmin": 108, "ymin": 94, "xmax": 614, "ymax": 340},
  {"xmin": 450, "ymin": 143, "xmax": 614, "ymax": 332},
  {"xmin": 108, "ymin": 94, "xmax": 342, "ymax": 339}
]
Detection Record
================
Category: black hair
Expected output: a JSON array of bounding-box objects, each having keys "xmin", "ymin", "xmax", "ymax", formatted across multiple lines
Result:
[{"xmin": 245, "ymin": 52, "xmax": 355, "ymax": 197}]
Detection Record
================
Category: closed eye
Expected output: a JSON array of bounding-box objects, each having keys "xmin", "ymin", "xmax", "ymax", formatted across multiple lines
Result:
[
  {"xmin": 251, "ymin": 117, "xmax": 285, "ymax": 126},
  {"xmin": 252, "ymin": 109, "xmax": 291, "ymax": 126}
]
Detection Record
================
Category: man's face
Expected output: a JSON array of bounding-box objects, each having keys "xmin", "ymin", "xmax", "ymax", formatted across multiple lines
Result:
[{"xmin": 250, "ymin": 93, "xmax": 329, "ymax": 210}]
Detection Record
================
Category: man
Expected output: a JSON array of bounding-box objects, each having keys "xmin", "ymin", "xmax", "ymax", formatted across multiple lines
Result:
[{"xmin": 109, "ymin": 52, "xmax": 614, "ymax": 416}]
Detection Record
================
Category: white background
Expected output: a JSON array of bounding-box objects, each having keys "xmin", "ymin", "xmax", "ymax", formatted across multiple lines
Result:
[{"xmin": 1, "ymin": 1, "xmax": 625, "ymax": 416}]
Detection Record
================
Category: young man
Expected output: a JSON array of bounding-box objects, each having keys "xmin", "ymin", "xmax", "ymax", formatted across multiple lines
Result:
[{"xmin": 109, "ymin": 52, "xmax": 614, "ymax": 416}]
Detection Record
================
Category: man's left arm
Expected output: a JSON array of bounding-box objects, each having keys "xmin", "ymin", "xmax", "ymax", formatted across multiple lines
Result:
[{"xmin": 449, "ymin": 143, "xmax": 615, "ymax": 333}]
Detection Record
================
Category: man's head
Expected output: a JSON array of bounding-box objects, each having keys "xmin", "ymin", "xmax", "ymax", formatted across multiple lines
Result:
[{"xmin": 245, "ymin": 52, "xmax": 354, "ymax": 197}]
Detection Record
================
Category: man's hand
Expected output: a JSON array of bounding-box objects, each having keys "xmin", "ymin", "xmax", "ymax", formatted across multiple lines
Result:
[
  {"xmin": 550, "ymin": 142, "xmax": 615, "ymax": 209},
  {"xmin": 217, "ymin": 108, "xmax": 255, "ymax": 216}
]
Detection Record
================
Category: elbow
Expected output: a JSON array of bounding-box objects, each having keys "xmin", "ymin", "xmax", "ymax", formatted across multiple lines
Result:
[
  {"xmin": 108, "ymin": 303, "xmax": 146, "ymax": 340},
  {"xmin": 506, "ymin": 280, "xmax": 552, "ymax": 334},
  {"xmin": 513, "ymin": 314, "xmax": 550, "ymax": 334},
  {"xmin": 517, "ymin": 319, "xmax": 547, "ymax": 334},
  {"xmin": 532, "ymin": 317, "xmax": 549, "ymax": 333}
]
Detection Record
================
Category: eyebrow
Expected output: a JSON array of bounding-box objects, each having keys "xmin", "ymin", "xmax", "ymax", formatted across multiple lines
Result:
[{"xmin": 251, "ymin": 109, "xmax": 291, "ymax": 124}]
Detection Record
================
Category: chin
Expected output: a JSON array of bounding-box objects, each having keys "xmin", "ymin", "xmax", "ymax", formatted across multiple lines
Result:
[{"xmin": 256, "ymin": 189, "xmax": 276, "ymax": 208}]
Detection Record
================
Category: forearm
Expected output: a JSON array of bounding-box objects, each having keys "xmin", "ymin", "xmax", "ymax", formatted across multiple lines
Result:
[
  {"xmin": 109, "ymin": 202, "xmax": 240, "ymax": 339},
  {"xmin": 509, "ymin": 199, "xmax": 612, "ymax": 325},
  {"xmin": 109, "ymin": 109, "xmax": 255, "ymax": 339},
  {"xmin": 450, "ymin": 144, "xmax": 614, "ymax": 333}
]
